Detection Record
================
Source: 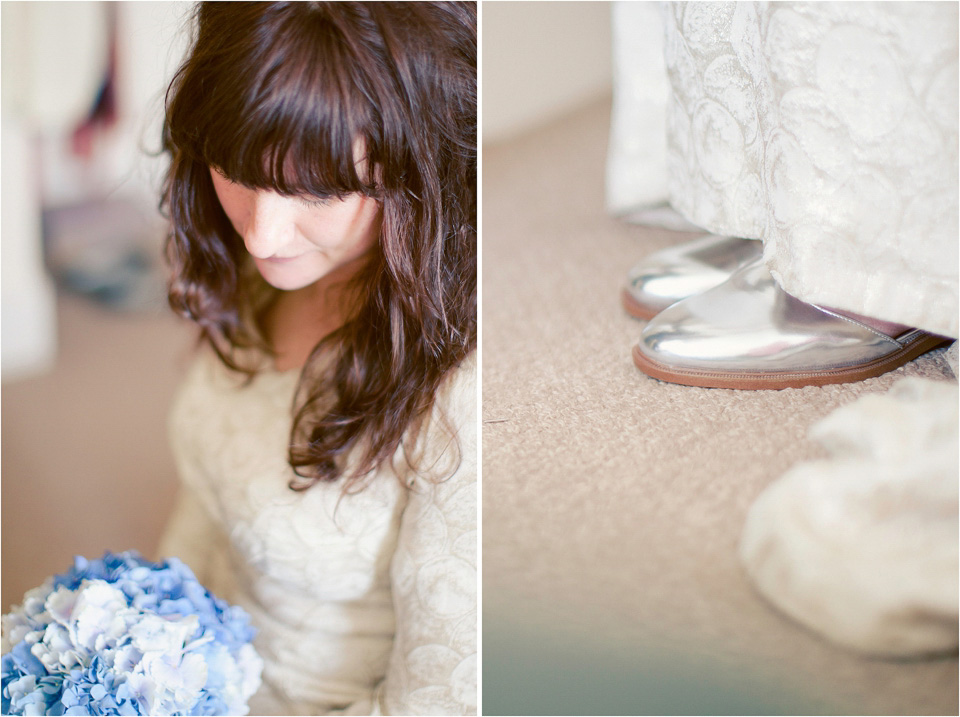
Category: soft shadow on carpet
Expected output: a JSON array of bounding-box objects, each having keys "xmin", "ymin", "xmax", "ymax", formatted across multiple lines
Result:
[{"xmin": 481, "ymin": 97, "xmax": 958, "ymax": 716}]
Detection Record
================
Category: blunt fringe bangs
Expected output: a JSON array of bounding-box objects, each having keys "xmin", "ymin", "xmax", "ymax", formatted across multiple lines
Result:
[
  {"xmin": 168, "ymin": 4, "xmax": 382, "ymax": 198},
  {"xmin": 161, "ymin": 1, "xmax": 477, "ymax": 491}
]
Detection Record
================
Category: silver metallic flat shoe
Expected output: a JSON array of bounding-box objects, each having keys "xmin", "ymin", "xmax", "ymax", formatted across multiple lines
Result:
[
  {"xmin": 633, "ymin": 256, "xmax": 950, "ymax": 390},
  {"xmin": 622, "ymin": 234, "xmax": 761, "ymax": 320}
]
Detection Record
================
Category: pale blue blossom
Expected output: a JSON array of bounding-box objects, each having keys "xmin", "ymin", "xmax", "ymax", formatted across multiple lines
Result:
[{"xmin": 1, "ymin": 551, "xmax": 262, "ymax": 715}]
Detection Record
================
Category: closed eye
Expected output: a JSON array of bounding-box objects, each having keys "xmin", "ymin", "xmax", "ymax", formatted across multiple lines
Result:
[{"xmin": 297, "ymin": 195, "xmax": 333, "ymax": 209}]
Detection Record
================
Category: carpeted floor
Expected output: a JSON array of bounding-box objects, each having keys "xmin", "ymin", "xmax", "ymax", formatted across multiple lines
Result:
[
  {"xmin": 481, "ymin": 97, "xmax": 958, "ymax": 715},
  {"xmin": 2, "ymin": 294, "xmax": 195, "ymax": 615}
]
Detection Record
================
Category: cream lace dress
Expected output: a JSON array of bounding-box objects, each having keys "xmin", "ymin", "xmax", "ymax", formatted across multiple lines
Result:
[
  {"xmin": 157, "ymin": 348, "xmax": 477, "ymax": 716},
  {"xmin": 607, "ymin": 1, "xmax": 958, "ymax": 337}
]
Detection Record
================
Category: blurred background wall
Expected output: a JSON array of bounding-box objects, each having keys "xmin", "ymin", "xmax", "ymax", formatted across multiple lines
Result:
[
  {"xmin": 2, "ymin": 1, "xmax": 197, "ymax": 612},
  {"xmin": 482, "ymin": 1, "xmax": 612, "ymax": 145}
]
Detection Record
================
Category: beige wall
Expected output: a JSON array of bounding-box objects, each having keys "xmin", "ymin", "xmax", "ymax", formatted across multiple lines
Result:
[{"xmin": 483, "ymin": 1, "xmax": 612, "ymax": 144}]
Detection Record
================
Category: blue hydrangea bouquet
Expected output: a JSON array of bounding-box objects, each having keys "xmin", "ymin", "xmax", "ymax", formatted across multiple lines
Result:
[{"xmin": 1, "ymin": 551, "xmax": 262, "ymax": 716}]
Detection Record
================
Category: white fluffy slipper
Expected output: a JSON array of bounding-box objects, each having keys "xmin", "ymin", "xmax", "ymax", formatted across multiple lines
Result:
[{"xmin": 740, "ymin": 376, "xmax": 959, "ymax": 658}]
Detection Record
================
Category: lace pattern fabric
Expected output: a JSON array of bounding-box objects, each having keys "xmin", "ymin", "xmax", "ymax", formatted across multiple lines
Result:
[
  {"xmin": 609, "ymin": 1, "xmax": 959, "ymax": 337},
  {"xmin": 158, "ymin": 348, "xmax": 477, "ymax": 715}
]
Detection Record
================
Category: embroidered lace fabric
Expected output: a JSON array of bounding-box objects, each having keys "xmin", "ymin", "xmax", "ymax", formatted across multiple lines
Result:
[
  {"xmin": 157, "ymin": 348, "xmax": 477, "ymax": 715},
  {"xmin": 608, "ymin": 2, "xmax": 959, "ymax": 338}
]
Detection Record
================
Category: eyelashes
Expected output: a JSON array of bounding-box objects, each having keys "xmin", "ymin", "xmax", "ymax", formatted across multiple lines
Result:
[
  {"xmin": 210, "ymin": 165, "xmax": 337, "ymax": 208},
  {"xmin": 296, "ymin": 196, "xmax": 334, "ymax": 209}
]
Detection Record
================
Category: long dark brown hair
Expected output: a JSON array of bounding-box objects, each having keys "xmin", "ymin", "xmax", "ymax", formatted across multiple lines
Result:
[{"xmin": 161, "ymin": 2, "xmax": 476, "ymax": 491}]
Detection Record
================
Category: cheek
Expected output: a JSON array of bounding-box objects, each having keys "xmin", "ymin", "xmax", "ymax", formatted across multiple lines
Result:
[
  {"xmin": 217, "ymin": 192, "xmax": 245, "ymax": 225},
  {"xmin": 310, "ymin": 198, "xmax": 381, "ymax": 255},
  {"xmin": 351, "ymin": 198, "xmax": 382, "ymax": 252},
  {"xmin": 210, "ymin": 173, "xmax": 249, "ymax": 229}
]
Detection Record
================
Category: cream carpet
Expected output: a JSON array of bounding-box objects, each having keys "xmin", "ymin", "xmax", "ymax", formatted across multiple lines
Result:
[
  {"xmin": 481, "ymin": 97, "xmax": 958, "ymax": 715},
  {"xmin": 2, "ymin": 294, "xmax": 194, "ymax": 614}
]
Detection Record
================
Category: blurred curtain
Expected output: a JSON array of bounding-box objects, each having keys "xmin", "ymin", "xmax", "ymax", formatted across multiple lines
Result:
[{"xmin": 1, "ymin": 2, "xmax": 109, "ymax": 380}]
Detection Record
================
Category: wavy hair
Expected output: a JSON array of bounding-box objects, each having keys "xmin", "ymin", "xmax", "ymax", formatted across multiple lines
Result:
[{"xmin": 161, "ymin": 1, "xmax": 476, "ymax": 491}]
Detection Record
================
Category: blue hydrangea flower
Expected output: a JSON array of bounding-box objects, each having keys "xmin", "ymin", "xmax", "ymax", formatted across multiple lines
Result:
[{"xmin": 1, "ymin": 551, "xmax": 262, "ymax": 716}]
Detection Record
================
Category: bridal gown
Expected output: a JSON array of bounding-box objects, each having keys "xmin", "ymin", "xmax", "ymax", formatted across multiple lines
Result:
[
  {"xmin": 158, "ymin": 348, "xmax": 477, "ymax": 715},
  {"xmin": 608, "ymin": 1, "xmax": 958, "ymax": 337}
]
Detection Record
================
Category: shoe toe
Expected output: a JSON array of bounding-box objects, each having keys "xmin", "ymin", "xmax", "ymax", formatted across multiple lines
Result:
[
  {"xmin": 624, "ymin": 235, "xmax": 761, "ymax": 319},
  {"xmin": 637, "ymin": 299, "xmax": 731, "ymax": 371},
  {"xmin": 635, "ymin": 257, "xmax": 909, "ymax": 383},
  {"xmin": 625, "ymin": 260, "xmax": 722, "ymax": 317}
]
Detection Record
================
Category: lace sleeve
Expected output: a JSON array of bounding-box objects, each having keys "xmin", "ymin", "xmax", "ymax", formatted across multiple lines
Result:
[
  {"xmin": 155, "ymin": 486, "xmax": 222, "ymax": 587},
  {"xmin": 378, "ymin": 356, "xmax": 478, "ymax": 715}
]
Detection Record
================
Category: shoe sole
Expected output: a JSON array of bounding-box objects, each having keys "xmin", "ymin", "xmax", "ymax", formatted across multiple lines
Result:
[
  {"xmin": 632, "ymin": 332, "xmax": 952, "ymax": 390},
  {"xmin": 621, "ymin": 288, "xmax": 661, "ymax": 320}
]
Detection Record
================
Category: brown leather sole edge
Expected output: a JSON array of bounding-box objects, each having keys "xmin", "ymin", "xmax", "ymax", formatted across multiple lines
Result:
[
  {"xmin": 621, "ymin": 288, "xmax": 661, "ymax": 321},
  {"xmin": 632, "ymin": 333, "xmax": 952, "ymax": 390}
]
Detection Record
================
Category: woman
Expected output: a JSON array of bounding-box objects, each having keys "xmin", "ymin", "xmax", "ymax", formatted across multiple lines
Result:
[{"xmin": 157, "ymin": 3, "xmax": 477, "ymax": 714}]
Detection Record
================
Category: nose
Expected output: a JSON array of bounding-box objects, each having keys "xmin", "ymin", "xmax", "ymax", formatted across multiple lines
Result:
[{"xmin": 241, "ymin": 192, "xmax": 296, "ymax": 259}]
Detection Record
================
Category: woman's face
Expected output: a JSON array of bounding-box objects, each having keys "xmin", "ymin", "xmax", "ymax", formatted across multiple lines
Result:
[{"xmin": 210, "ymin": 168, "xmax": 381, "ymax": 291}]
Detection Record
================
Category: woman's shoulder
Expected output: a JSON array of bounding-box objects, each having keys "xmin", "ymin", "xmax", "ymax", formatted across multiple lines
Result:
[
  {"xmin": 431, "ymin": 352, "xmax": 477, "ymax": 460},
  {"xmin": 437, "ymin": 352, "xmax": 477, "ymax": 425},
  {"xmin": 396, "ymin": 352, "xmax": 476, "ymax": 491}
]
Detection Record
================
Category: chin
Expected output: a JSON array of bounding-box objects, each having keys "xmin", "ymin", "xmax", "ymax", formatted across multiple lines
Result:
[
  {"xmin": 262, "ymin": 276, "xmax": 314, "ymax": 291},
  {"xmin": 259, "ymin": 272, "xmax": 322, "ymax": 291},
  {"xmin": 255, "ymin": 259, "xmax": 326, "ymax": 291}
]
